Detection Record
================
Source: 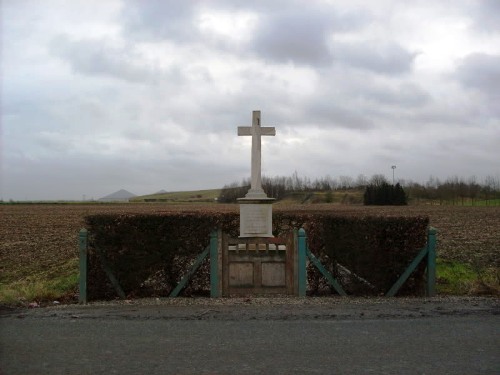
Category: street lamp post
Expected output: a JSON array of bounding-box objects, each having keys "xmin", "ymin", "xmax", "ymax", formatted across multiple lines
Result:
[{"xmin": 391, "ymin": 165, "xmax": 396, "ymax": 185}]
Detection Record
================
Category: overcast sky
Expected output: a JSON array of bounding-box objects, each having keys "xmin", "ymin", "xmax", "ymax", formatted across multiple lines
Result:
[{"xmin": 2, "ymin": 0, "xmax": 499, "ymax": 200}]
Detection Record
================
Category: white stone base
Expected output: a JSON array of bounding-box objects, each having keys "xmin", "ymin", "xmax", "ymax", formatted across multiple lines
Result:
[{"xmin": 238, "ymin": 199, "xmax": 274, "ymax": 237}]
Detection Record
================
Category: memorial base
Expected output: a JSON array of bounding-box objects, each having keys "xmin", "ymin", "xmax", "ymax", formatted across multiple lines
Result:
[{"xmin": 238, "ymin": 198, "xmax": 275, "ymax": 238}]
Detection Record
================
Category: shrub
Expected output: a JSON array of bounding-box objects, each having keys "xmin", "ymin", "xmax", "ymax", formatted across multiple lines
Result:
[{"xmin": 364, "ymin": 182, "xmax": 408, "ymax": 205}]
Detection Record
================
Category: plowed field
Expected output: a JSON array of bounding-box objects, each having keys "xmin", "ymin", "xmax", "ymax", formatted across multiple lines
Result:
[{"xmin": 1, "ymin": 203, "xmax": 499, "ymax": 292}]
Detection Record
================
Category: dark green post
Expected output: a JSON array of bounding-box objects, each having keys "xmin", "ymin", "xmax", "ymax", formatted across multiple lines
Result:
[
  {"xmin": 306, "ymin": 249, "xmax": 347, "ymax": 296},
  {"xmin": 426, "ymin": 227, "xmax": 437, "ymax": 297},
  {"xmin": 170, "ymin": 246, "xmax": 209, "ymax": 297},
  {"xmin": 210, "ymin": 230, "xmax": 219, "ymax": 298},
  {"xmin": 78, "ymin": 228, "xmax": 88, "ymax": 304},
  {"xmin": 298, "ymin": 228, "xmax": 307, "ymax": 297}
]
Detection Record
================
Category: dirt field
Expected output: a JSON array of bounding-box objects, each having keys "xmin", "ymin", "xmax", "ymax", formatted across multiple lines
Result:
[{"xmin": 1, "ymin": 203, "xmax": 499, "ymax": 286}]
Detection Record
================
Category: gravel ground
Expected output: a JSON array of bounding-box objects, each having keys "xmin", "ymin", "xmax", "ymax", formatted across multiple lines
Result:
[{"xmin": 3, "ymin": 296, "xmax": 498, "ymax": 321}]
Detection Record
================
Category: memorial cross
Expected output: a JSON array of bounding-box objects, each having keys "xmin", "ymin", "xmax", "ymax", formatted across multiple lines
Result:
[{"xmin": 238, "ymin": 110, "xmax": 276, "ymax": 199}]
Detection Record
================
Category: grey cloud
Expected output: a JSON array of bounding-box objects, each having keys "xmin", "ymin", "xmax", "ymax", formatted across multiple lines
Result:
[
  {"xmin": 473, "ymin": 0, "xmax": 500, "ymax": 32},
  {"xmin": 34, "ymin": 131, "xmax": 75, "ymax": 153},
  {"xmin": 303, "ymin": 101, "xmax": 374, "ymax": 130},
  {"xmin": 251, "ymin": 7, "xmax": 368, "ymax": 66},
  {"xmin": 121, "ymin": 0, "xmax": 198, "ymax": 42},
  {"xmin": 252, "ymin": 9, "xmax": 332, "ymax": 65},
  {"xmin": 332, "ymin": 41, "xmax": 417, "ymax": 75},
  {"xmin": 362, "ymin": 83, "xmax": 431, "ymax": 108},
  {"xmin": 120, "ymin": 1, "xmax": 370, "ymax": 66},
  {"xmin": 49, "ymin": 35, "xmax": 178, "ymax": 84},
  {"xmin": 217, "ymin": 0, "xmax": 370, "ymax": 31},
  {"xmin": 295, "ymin": 70, "xmax": 430, "ymax": 130},
  {"xmin": 406, "ymin": 107, "xmax": 474, "ymax": 128},
  {"xmin": 455, "ymin": 53, "xmax": 500, "ymax": 119},
  {"xmin": 347, "ymin": 81, "xmax": 431, "ymax": 110},
  {"xmin": 456, "ymin": 53, "xmax": 500, "ymax": 98}
]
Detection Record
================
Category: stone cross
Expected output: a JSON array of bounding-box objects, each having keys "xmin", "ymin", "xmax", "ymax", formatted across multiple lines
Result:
[{"xmin": 238, "ymin": 110, "xmax": 276, "ymax": 199}]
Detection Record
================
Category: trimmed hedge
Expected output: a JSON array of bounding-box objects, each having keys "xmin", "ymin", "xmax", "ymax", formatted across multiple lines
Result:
[
  {"xmin": 84, "ymin": 211, "xmax": 429, "ymax": 300},
  {"xmin": 304, "ymin": 213, "xmax": 429, "ymax": 295}
]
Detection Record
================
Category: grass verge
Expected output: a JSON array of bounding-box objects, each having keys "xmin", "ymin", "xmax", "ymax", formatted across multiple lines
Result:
[
  {"xmin": 2, "ymin": 258, "xmax": 498, "ymax": 305},
  {"xmin": 436, "ymin": 258, "xmax": 499, "ymax": 295},
  {"xmin": 0, "ymin": 258, "xmax": 79, "ymax": 305}
]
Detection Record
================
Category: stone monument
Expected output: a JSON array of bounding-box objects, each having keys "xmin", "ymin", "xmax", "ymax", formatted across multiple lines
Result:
[{"xmin": 237, "ymin": 110, "xmax": 276, "ymax": 237}]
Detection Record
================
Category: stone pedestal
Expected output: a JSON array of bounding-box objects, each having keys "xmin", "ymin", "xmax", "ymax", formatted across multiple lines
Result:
[{"xmin": 238, "ymin": 198, "xmax": 275, "ymax": 237}]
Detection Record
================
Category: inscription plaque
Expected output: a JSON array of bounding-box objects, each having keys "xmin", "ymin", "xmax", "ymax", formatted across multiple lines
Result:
[{"xmin": 239, "ymin": 202, "xmax": 273, "ymax": 237}]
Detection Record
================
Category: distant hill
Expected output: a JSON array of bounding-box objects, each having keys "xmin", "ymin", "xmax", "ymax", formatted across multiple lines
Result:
[
  {"xmin": 154, "ymin": 189, "xmax": 168, "ymax": 194},
  {"xmin": 99, "ymin": 189, "xmax": 137, "ymax": 202},
  {"xmin": 131, "ymin": 188, "xmax": 220, "ymax": 203}
]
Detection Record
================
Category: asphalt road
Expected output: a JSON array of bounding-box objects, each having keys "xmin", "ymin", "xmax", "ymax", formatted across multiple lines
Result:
[{"xmin": 1, "ymin": 298, "xmax": 499, "ymax": 374}]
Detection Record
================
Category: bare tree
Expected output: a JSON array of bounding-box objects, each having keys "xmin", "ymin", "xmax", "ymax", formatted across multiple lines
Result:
[
  {"xmin": 338, "ymin": 175, "xmax": 354, "ymax": 189},
  {"xmin": 355, "ymin": 174, "xmax": 368, "ymax": 188},
  {"xmin": 370, "ymin": 174, "xmax": 388, "ymax": 187}
]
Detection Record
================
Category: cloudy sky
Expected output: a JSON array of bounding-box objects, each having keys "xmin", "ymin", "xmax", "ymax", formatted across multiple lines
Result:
[{"xmin": 2, "ymin": 0, "xmax": 499, "ymax": 200}]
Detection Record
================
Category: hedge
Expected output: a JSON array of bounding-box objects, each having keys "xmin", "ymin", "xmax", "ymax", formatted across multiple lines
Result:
[{"xmin": 84, "ymin": 210, "xmax": 429, "ymax": 300}]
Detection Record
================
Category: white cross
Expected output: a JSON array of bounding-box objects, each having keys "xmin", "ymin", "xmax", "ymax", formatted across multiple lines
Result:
[{"xmin": 238, "ymin": 110, "xmax": 276, "ymax": 199}]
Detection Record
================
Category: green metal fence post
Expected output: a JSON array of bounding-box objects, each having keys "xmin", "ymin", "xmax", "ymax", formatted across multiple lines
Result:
[
  {"xmin": 386, "ymin": 246, "xmax": 428, "ymax": 297},
  {"xmin": 306, "ymin": 249, "xmax": 347, "ymax": 296},
  {"xmin": 210, "ymin": 230, "xmax": 220, "ymax": 298},
  {"xmin": 78, "ymin": 228, "xmax": 88, "ymax": 304},
  {"xmin": 169, "ymin": 246, "xmax": 210, "ymax": 297},
  {"xmin": 298, "ymin": 228, "xmax": 307, "ymax": 297},
  {"xmin": 426, "ymin": 227, "xmax": 437, "ymax": 297}
]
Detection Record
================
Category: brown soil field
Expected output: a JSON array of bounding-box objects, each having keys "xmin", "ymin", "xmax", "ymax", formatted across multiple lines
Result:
[{"xmin": 1, "ymin": 203, "xmax": 499, "ymax": 284}]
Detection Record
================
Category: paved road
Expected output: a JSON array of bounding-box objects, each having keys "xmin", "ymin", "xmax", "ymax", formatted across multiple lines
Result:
[{"xmin": 1, "ymin": 298, "xmax": 499, "ymax": 374}]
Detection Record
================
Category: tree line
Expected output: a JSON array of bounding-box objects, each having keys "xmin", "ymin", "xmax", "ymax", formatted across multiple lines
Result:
[
  {"xmin": 218, "ymin": 172, "xmax": 500, "ymax": 205},
  {"xmin": 405, "ymin": 175, "xmax": 500, "ymax": 205}
]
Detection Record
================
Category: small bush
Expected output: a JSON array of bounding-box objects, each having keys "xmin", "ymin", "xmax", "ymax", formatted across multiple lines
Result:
[{"xmin": 364, "ymin": 183, "xmax": 408, "ymax": 205}]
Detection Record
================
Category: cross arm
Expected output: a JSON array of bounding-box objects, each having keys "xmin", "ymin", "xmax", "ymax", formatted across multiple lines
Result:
[
  {"xmin": 260, "ymin": 127, "xmax": 276, "ymax": 136},
  {"xmin": 237, "ymin": 127, "xmax": 276, "ymax": 136},
  {"xmin": 238, "ymin": 127, "xmax": 252, "ymax": 136}
]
